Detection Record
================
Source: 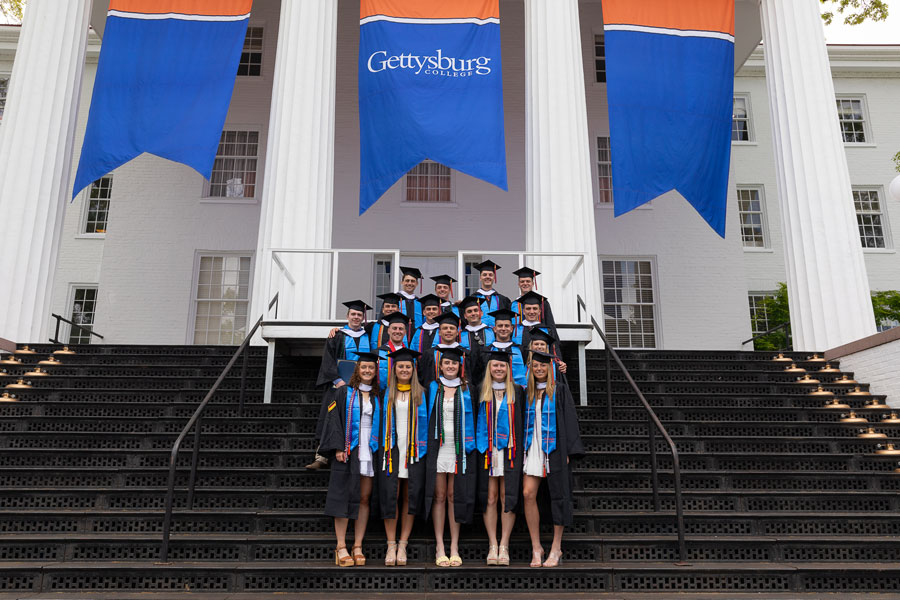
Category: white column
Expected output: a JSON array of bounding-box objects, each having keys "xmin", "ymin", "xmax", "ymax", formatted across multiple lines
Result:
[
  {"xmin": 250, "ymin": 1, "xmax": 338, "ymax": 324},
  {"xmin": 760, "ymin": 0, "xmax": 876, "ymax": 351},
  {"xmin": 0, "ymin": 0, "xmax": 93, "ymax": 343},
  {"xmin": 524, "ymin": 0, "xmax": 604, "ymax": 332}
]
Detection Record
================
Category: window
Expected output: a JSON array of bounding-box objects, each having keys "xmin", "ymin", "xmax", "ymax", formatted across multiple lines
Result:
[
  {"xmin": 464, "ymin": 259, "xmax": 482, "ymax": 297},
  {"xmin": 732, "ymin": 95, "xmax": 752, "ymax": 142},
  {"xmin": 836, "ymin": 97, "xmax": 868, "ymax": 143},
  {"xmin": 83, "ymin": 176, "xmax": 112, "ymax": 234},
  {"xmin": 193, "ymin": 255, "xmax": 251, "ymax": 345},
  {"xmin": 208, "ymin": 130, "xmax": 259, "ymax": 198},
  {"xmin": 737, "ymin": 187, "xmax": 767, "ymax": 248},
  {"xmin": 601, "ymin": 259, "xmax": 657, "ymax": 349},
  {"xmin": 69, "ymin": 287, "xmax": 98, "ymax": 345},
  {"xmin": 405, "ymin": 160, "xmax": 452, "ymax": 203},
  {"xmin": 0, "ymin": 76, "xmax": 8, "ymax": 120},
  {"xmin": 748, "ymin": 292, "xmax": 775, "ymax": 337},
  {"xmin": 373, "ymin": 257, "xmax": 393, "ymax": 314},
  {"xmin": 596, "ymin": 136, "xmax": 613, "ymax": 204},
  {"xmin": 594, "ymin": 35, "xmax": 606, "ymax": 83},
  {"xmin": 237, "ymin": 26, "xmax": 263, "ymax": 76},
  {"xmin": 853, "ymin": 188, "xmax": 889, "ymax": 249}
]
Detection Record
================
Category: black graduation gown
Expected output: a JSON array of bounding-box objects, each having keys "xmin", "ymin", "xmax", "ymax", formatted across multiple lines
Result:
[
  {"xmin": 475, "ymin": 290, "xmax": 511, "ymax": 314},
  {"xmin": 319, "ymin": 386, "xmax": 381, "ymax": 519},
  {"xmin": 315, "ymin": 330, "xmax": 370, "ymax": 440},
  {"xmin": 374, "ymin": 390, "xmax": 428, "ymax": 519},
  {"xmin": 475, "ymin": 385, "xmax": 526, "ymax": 514},
  {"xmin": 527, "ymin": 382, "xmax": 585, "ymax": 527},
  {"xmin": 422, "ymin": 383, "xmax": 478, "ymax": 524},
  {"xmin": 521, "ymin": 323, "xmax": 562, "ymax": 357},
  {"xmin": 419, "ymin": 344, "xmax": 475, "ymax": 388}
]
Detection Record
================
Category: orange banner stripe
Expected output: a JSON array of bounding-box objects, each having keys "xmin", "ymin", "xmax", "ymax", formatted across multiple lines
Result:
[
  {"xmin": 361, "ymin": 0, "xmax": 498, "ymax": 21},
  {"xmin": 602, "ymin": 0, "xmax": 734, "ymax": 36},
  {"xmin": 109, "ymin": 0, "xmax": 252, "ymax": 16}
]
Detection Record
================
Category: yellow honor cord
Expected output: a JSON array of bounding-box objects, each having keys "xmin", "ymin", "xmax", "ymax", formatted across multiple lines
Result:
[{"xmin": 397, "ymin": 384, "xmax": 411, "ymax": 391}]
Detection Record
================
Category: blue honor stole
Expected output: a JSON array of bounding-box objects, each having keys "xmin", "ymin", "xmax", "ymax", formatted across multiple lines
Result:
[
  {"xmin": 460, "ymin": 327, "xmax": 495, "ymax": 350},
  {"xmin": 378, "ymin": 341, "xmax": 406, "ymax": 389},
  {"xmin": 477, "ymin": 292, "xmax": 500, "ymax": 327},
  {"xmin": 343, "ymin": 328, "xmax": 371, "ymax": 361},
  {"xmin": 399, "ymin": 295, "xmax": 424, "ymax": 334},
  {"xmin": 525, "ymin": 388, "xmax": 557, "ymax": 459}
]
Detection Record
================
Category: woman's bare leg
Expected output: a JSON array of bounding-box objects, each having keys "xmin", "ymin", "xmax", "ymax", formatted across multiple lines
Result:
[
  {"xmin": 353, "ymin": 476, "xmax": 373, "ymax": 549},
  {"xmin": 482, "ymin": 477, "xmax": 499, "ymax": 548},
  {"xmin": 432, "ymin": 473, "xmax": 448, "ymax": 558},
  {"xmin": 522, "ymin": 475, "xmax": 543, "ymax": 554},
  {"xmin": 499, "ymin": 477, "xmax": 516, "ymax": 548},
  {"xmin": 447, "ymin": 475, "xmax": 461, "ymax": 558}
]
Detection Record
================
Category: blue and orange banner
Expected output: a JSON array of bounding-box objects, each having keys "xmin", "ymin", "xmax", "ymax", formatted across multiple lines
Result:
[
  {"xmin": 604, "ymin": 0, "xmax": 734, "ymax": 236},
  {"xmin": 358, "ymin": 0, "xmax": 508, "ymax": 214},
  {"xmin": 72, "ymin": 0, "xmax": 252, "ymax": 196}
]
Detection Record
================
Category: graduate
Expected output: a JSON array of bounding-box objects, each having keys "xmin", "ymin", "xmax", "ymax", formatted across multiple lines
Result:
[
  {"xmin": 370, "ymin": 292, "xmax": 402, "ymax": 349},
  {"xmin": 521, "ymin": 351, "xmax": 585, "ymax": 568},
  {"xmin": 419, "ymin": 312, "xmax": 473, "ymax": 388},
  {"xmin": 319, "ymin": 352, "xmax": 383, "ymax": 567},
  {"xmin": 425, "ymin": 347, "xmax": 477, "ymax": 567},
  {"xmin": 475, "ymin": 348, "xmax": 525, "ymax": 567},
  {"xmin": 510, "ymin": 267, "xmax": 556, "ymax": 334},
  {"xmin": 525, "ymin": 327, "xmax": 569, "ymax": 382},
  {"xmin": 458, "ymin": 295, "xmax": 495, "ymax": 351},
  {"xmin": 310, "ymin": 300, "xmax": 373, "ymax": 471},
  {"xmin": 398, "ymin": 266, "xmax": 425, "ymax": 339},
  {"xmin": 410, "ymin": 294, "xmax": 442, "ymax": 354},
  {"xmin": 376, "ymin": 348, "xmax": 428, "ymax": 567},
  {"xmin": 472, "ymin": 260, "xmax": 510, "ymax": 328},
  {"xmin": 516, "ymin": 291, "xmax": 560, "ymax": 346},
  {"xmin": 376, "ymin": 312, "xmax": 409, "ymax": 389},
  {"xmin": 430, "ymin": 274, "xmax": 459, "ymax": 316},
  {"xmin": 485, "ymin": 308, "xmax": 528, "ymax": 386}
]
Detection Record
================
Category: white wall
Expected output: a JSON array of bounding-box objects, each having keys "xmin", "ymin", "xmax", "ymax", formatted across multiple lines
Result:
[{"xmin": 834, "ymin": 332, "xmax": 900, "ymax": 408}]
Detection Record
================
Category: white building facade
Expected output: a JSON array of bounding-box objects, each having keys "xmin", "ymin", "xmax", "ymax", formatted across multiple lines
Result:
[{"xmin": 0, "ymin": 0, "xmax": 891, "ymax": 351}]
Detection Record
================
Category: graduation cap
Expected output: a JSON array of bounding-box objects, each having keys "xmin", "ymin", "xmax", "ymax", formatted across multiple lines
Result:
[
  {"xmin": 355, "ymin": 352, "xmax": 381, "ymax": 363},
  {"xmin": 383, "ymin": 312, "xmax": 410, "ymax": 326},
  {"xmin": 434, "ymin": 312, "xmax": 461, "ymax": 327},
  {"xmin": 387, "ymin": 347, "xmax": 421, "ymax": 362},
  {"xmin": 430, "ymin": 274, "xmax": 457, "ymax": 285},
  {"xmin": 377, "ymin": 292, "xmax": 403, "ymax": 306},
  {"xmin": 529, "ymin": 350, "xmax": 554, "ymax": 364},
  {"xmin": 528, "ymin": 326, "xmax": 556, "ymax": 346},
  {"xmin": 437, "ymin": 346, "xmax": 465, "ymax": 363},
  {"xmin": 516, "ymin": 291, "xmax": 548, "ymax": 306},
  {"xmin": 457, "ymin": 295, "xmax": 483, "ymax": 313},
  {"xmin": 488, "ymin": 308, "xmax": 517, "ymax": 323},
  {"xmin": 399, "ymin": 266, "xmax": 423, "ymax": 280},
  {"xmin": 419, "ymin": 293, "xmax": 441, "ymax": 308},
  {"xmin": 342, "ymin": 299, "xmax": 372, "ymax": 313},
  {"xmin": 473, "ymin": 259, "xmax": 502, "ymax": 274},
  {"xmin": 485, "ymin": 348, "xmax": 513, "ymax": 363},
  {"xmin": 513, "ymin": 266, "xmax": 540, "ymax": 280}
]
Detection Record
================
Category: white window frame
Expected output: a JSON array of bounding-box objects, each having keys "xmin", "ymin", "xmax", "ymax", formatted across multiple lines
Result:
[
  {"xmin": 373, "ymin": 254, "xmax": 394, "ymax": 314},
  {"xmin": 595, "ymin": 135, "xmax": 613, "ymax": 207},
  {"xmin": 852, "ymin": 186, "xmax": 893, "ymax": 252},
  {"xmin": 78, "ymin": 175, "xmax": 113, "ymax": 239},
  {"xmin": 462, "ymin": 256, "xmax": 483, "ymax": 297},
  {"xmin": 201, "ymin": 126, "xmax": 263, "ymax": 204},
  {"xmin": 732, "ymin": 93, "xmax": 755, "ymax": 144},
  {"xmin": 236, "ymin": 25, "xmax": 264, "ymax": 77},
  {"xmin": 836, "ymin": 95, "xmax": 874, "ymax": 146},
  {"xmin": 402, "ymin": 159, "xmax": 456, "ymax": 205},
  {"xmin": 747, "ymin": 291, "xmax": 777, "ymax": 337},
  {"xmin": 64, "ymin": 284, "xmax": 99, "ymax": 345},
  {"xmin": 736, "ymin": 185, "xmax": 770, "ymax": 251},
  {"xmin": 599, "ymin": 256, "xmax": 662, "ymax": 350},
  {"xmin": 186, "ymin": 251, "xmax": 255, "ymax": 345},
  {"xmin": 593, "ymin": 33, "xmax": 606, "ymax": 84},
  {"xmin": 0, "ymin": 73, "xmax": 9, "ymax": 121}
]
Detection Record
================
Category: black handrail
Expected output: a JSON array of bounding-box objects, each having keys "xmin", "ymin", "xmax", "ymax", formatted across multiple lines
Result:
[
  {"xmin": 159, "ymin": 293, "xmax": 278, "ymax": 562},
  {"xmin": 576, "ymin": 295, "xmax": 687, "ymax": 563},
  {"xmin": 741, "ymin": 321, "xmax": 792, "ymax": 351},
  {"xmin": 49, "ymin": 313, "xmax": 104, "ymax": 344}
]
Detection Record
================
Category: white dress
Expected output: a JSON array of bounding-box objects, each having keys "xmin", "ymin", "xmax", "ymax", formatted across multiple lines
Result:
[
  {"xmin": 436, "ymin": 387, "xmax": 459, "ymax": 473},
  {"xmin": 524, "ymin": 391, "xmax": 547, "ymax": 478},
  {"xmin": 358, "ymin": 394, "xmax": 375, "ymax": 478},
  {"xmin": 395, "ymin": 392, "xmax": 410, "ymax": 479},
  {"xmin": 489, "ymin": 391, "xmax": 506, "ymax": 477}
]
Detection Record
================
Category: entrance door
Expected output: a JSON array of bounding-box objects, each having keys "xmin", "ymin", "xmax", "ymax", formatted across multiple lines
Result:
[{"xmin": 400, "ymin": 254, "xmax": 458, "ymax": 299}]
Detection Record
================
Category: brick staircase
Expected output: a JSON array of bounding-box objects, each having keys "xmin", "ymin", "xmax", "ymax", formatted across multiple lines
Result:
[{"xmin": 1, "ymin": 343, "xmax": 899, "ymax": 596}]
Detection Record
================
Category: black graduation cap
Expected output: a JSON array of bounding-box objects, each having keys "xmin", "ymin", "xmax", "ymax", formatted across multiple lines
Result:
[
  {"xmin": 387, "ymin": 348, "xmax": 421, "ymax": 362},
  {"xmin": 473, "ymin": 259, "xmax": 502, "ymax": 273},
  {"xmin": 355, "ymin": 352, "xmax": 381, "ymax": 363},
  {"xmin": 384, "ymin": 312, "xmax": 410, "ymax": 326},
  {"xmin": 434, "ymin": 312, "xmax": 461, "ymax": 327},
  {"xmin": 486, "ymin": 348, "xmax": 513, "ymax": 363},
  {"xmin": 516, "ymin": 291, "xmax": 548, "ymax": 306},
  {"xmin": 488, "ymin": 308, "xmax": 517, "ymax": 323},
  {"xmin": 437, "ymin": 346, "xmax": 465, "ymax": 363},
  {"xmin": 419, "ymin": 293, "xmax": 441, "ymax": 307},
  {"xmin": 529, "ymin": 350, "xmax": 554, "ymax": 364},
  {"xmin": 430, "ymin": 274, "xmax": 457, "ymax": 285},
  {"xmin": 457, "ymin": 295, "xmax": 483, "ymax": 313},
  {"xmin": 528, "ymin": 326, "xmax": 555, "ymax": 346},
  {"xmin": 513, "ymin": 266, "xmax": 541, "ymax": 280},
  {"xmin": 377, "ymin": 292, "xmax": 403, "ymax": 306},
  {"xmin": 342, "ymin": 299, "xmax": 372, "ymax": 313},
  {"xmin": 399, "ymin": 266, "xmax": 423, "ymax": 280}
]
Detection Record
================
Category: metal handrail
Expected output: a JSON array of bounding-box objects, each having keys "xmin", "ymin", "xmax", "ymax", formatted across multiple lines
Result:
[
  {"xmin": 159, "ymin": 293, "xmax": 278, "ymax": 562},
  {"xmin": 576, "ymin": 295, "xmax": 687, "ymax": 563},
  {"xmin": 741, "ymin": 321, "xmax": 792, "ymax": 351},
  {"xmin": 49, "ymin": 313, "xmax": 104, "ymax": 344}
]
